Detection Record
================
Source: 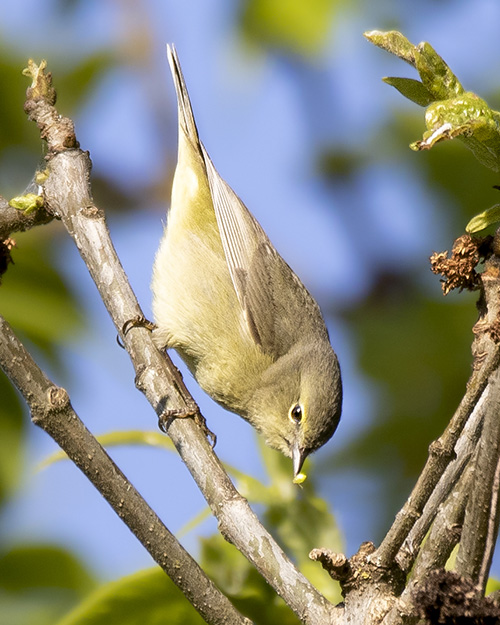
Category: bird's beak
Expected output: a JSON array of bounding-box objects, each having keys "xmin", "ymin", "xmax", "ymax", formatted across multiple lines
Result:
[{"xmin": 292, "ymin": 442, "xmax": 307, "ymax": 477}]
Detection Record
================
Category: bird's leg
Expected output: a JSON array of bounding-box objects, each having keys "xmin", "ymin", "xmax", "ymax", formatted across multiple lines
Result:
[{"xmin": 121, "ymin": 316, "xmax": 217, "ymax": 447}]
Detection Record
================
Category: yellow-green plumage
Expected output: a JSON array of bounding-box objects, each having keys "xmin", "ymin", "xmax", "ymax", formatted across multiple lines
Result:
[{"xmin": 152, "ymin": 45, "xmax": 342, "ymax": 478}]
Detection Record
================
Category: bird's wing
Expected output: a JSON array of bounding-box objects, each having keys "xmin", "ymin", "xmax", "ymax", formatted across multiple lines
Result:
[
  {"xmin": 168, "ymin": 42, "xmax": 326, "ymax": 356},
  {"xmin": 167, "ymin": 44, "xmax": 275, "ymax": 350},
  {"xmin": 202, "ymin": 147, "xmax": 278, "ymax": 350},
  {"xmin": 203, "ymin": 148, "xmax": 327, "ymax": 357}
]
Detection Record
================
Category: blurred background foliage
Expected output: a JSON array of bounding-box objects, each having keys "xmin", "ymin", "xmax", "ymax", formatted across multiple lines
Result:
[{"xmin": 1, "ymin": 0, "xmax": 499, "ymax": 623}]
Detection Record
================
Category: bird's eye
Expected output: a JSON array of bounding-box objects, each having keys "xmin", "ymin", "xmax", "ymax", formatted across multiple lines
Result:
[{"xmin": 289, "ymin": 404, "xmax": 303, "ymax": 424}]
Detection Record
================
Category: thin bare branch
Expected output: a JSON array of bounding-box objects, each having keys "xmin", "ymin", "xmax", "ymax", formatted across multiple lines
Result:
[
  {"xmin": 396, "ymin": 388, "xmax": 486, "ymax": 572},
  {"xmin": 383, "ymin": 466, "xmax": 472, "ymax": 625},
  {"xmin": 479, "ymin": 448, "xmax": 500, "ymax": 591},
  {"xmin": 0, "ymin": 193, "xmax": 53, "ymax": 239},
  {"xmin": 372, "ymin": 339, "xmax": 500, "ymax": 569},
  {"xmin": 412, "ymin": 462, "xmax": 472, "ymax": 580},
  {"xmin": 456, "ymin": 368, "xmax": 500, "ymax": 589},
  {"xmin": 452, "ymin": 250, "xmax": 500, "ymax": 591},
  {"xmin": 0, "ymin": 314, "xmax": 252, "ymax": 625}
]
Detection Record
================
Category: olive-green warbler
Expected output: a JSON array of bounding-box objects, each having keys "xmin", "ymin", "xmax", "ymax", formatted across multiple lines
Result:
[{"xmin": 152, "ymin": 45, "xmax": 342, "ymax": 481}]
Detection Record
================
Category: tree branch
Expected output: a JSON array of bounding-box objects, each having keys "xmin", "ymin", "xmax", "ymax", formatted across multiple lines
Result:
[
  {"xmin": 396, "ymin": 387, "xmax": 486, "ymax": 572},
  {"xmin": 456, "ymin": 368, "xmax": 500, "ymax": 590},
  {"xmin": 478, "ymin": 445, "xmax": 500, "ymax": 591},
  {"xmin": 454, "ymin": 251, "xmax": 500, "ymax": 591},
  {"xmin": 384, "ymin": 462, "xmax": 473, "ymax": 625},
  {"xmin": 12, "ymin": 60, "xmax": 341, "ymax": 624},
  {"xmin": 0, "ymin": 314, "xmax": 251, "ymax": 625},
  {"xmin": 0, "ymin": 193, "xmax": 53, "ymax": 240},
  {"xmin": 372, "ymin": 337, "xmax": 500, "ymax": 570}
]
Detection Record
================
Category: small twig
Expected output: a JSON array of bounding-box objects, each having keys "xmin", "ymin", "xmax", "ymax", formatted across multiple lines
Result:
[
  {"xmin": 411, "ymin": 460, "xmax": 472, "ymax": 579},
  {"xmin": 0, "ymin": 315, "xmax": 252, "ymax": 625},
  {"xmin": 373, "ymin": 236, "xmax": 500, "ymax": 571},
  {"xmin": 0, "ymin": 193, "xmax": 53, "ymax": 240},
  {"xmin": 456, "ymin": 368, "xmax": 500, "ymax": 590},
  {"xmin": 479, "ymin": 449, "xmax": 500, "ymax": 591},
  {"xmin": 383, "ymin": 461, "xmax": 474, "ymax": 625},
  {"xmin": 396, "ymin": 388, "xmax": 486, "ymax": 572},
  {"xmin": 371, "ymin": 341, "xmax": 500, "ymax": 569},
  {"xmin": 311, "ymin": 543, "xmax": 406, "ymax": 625}
]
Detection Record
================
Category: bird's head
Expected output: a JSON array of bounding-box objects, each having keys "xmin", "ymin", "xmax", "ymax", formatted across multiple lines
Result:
[{"xmin": 247, "ymin": 340, "xmax": 342, "ymax": 481}]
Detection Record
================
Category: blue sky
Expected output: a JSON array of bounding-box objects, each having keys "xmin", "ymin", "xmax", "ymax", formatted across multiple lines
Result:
[{"xmin": 2, "ymin": 0, "xmax": 500, "ymax": 585}]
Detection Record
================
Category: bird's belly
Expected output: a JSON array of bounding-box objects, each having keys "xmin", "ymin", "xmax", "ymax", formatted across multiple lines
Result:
[{"xmin": 152, "ymin": 229, "xmax": 272, "ymax": 416}]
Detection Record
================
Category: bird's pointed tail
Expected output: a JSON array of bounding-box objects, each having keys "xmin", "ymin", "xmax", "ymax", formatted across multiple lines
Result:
[{"xmin": 167, "ymin": 44, "xmax": 201, "ymax": 147}]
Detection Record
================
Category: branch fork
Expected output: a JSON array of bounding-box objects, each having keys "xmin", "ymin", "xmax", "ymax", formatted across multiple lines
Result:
[{"xmin": 3, "ymin": 54, "xmax": 500, "ymax": 625}]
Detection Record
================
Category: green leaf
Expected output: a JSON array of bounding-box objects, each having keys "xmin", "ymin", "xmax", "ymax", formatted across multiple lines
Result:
[
  {"xmin": 466, "ymin": 204, "xmax": 500, "ymax": 233},
  {"xmin": 366, "ymin": 30, "xmax": 500, "ymax": 173},
  {"xmin": 0, "ymin": 544, "xmax": 96, "ymax": 625},
  {"xmin": 382, "ymin": 77, "xmax": 434, "ymax": 107},
  {"xmin": 56, "ymin": 568, "xmax": 206, "ymax": 625},
  {"xmin": 0, "ymin": 544, "xmax": 95, "ymax": 594},
  {"xmin": 0, "ymin": 376, "xmax": 24, "ymax": 505},
  {"xmin": 0, "ymin": 229, "xmax": 84, "ymax": 367},
  {"xmin": 364, "ymin": 30, "xmax": 416, "ymax": 66},
  {"xmin": 8, "ymin": 193, "xmax": 44, "ymax": 213},
  {"xmin": 38, "ymin": 430, "xmax": 175, "ymax": 470},
  {"xmin": 200, "ymin": 534, "xmax": 300, "ymax": 625},
  {"xmin": 241, "ymin": 0, "xmax": 338, "ymax": 56},
  {"xmin": 412, "ymin": 92, "xmax": 500, "ymax": 172},
  {"xmin": 414, "ymin": 41, "xmax": 463, "ymax": 100}
]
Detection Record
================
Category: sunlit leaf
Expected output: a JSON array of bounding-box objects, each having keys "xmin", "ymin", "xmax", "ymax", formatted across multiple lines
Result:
[
  {"xmin": 413, "ymin": 41, "xmax": 463, "ymax": 100},
  {"xmin": 0, "ymin": 377, "xmax": 24, "ymax": 505},
  {"xmin": 8, "ymin": 193, "xmax": 44, "ymax": 213},
  {"xmin": 367, "ymin": 30, "xmax": 500, "ymax": 172},
  {"xmin": 201, "ymin": 534, "xmax": 300, "ymax": 624},
  {"xmin": 0, "ymin": 544, "xmax": 96, "ymax": 625},
  {"xmin": 466, "ymin": 203, "xmax": 500, "ymax": 233},
  {"xmin": 38, "ymin": 430, "xmax": 175, "ymax": 470},
  {"xmin": 56, "ymin": 568, "xmax": 205, "ymax": 625},
  {"xmin": 241, "ymin": 0, "xmax": 339, "ymax": 56},
  {"xmin": 0, "ymin": 544, "xmax": 95, "ymax": 594},
  {"xmin": 364, "ymin": 30, "xmax": 416, "ymax": 66},
  {"xmin": 383, "ymin": 77, "xmax": 434, "ymax": 107},
  {"xmin": 0, "ymin": 229, "xmax": 84, "ymax": 369}
]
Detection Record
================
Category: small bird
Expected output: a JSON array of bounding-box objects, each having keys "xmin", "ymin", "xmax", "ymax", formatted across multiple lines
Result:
[{"xmin": 151, "ymin": 45, "xmax": 342, "ymax": 482}]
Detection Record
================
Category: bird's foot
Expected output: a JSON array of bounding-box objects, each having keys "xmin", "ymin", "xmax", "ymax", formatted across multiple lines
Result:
[
  {"xmin": 122, "ymin": 315, "xmax": 156, "ymax": 335},
  {"xmin": 159, "ymin": 407, "xmax": 217, "ymax": 448},
  {"xmin": 117, "ymin": 315, "xmax": 156, "ymax": 348}
]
